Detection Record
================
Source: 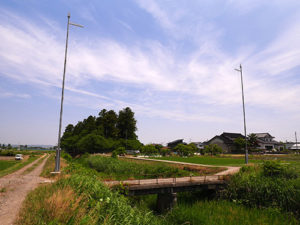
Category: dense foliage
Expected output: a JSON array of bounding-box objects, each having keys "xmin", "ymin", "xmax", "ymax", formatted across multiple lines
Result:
[
  {"xmin": 222, "ymin": 161, "xmax": 300, "ymax": 217},
  {"xmin": 203, "ymin": 144, "xmax": 223, "ymax": 155},
  {"xmin": 61, "ymin": 107, "xmax": 142, "ymax": 156},
  {"xmin": 174, "ymin": 143, "xmax": 197, "ymax": 156},
  {"xmin": 17, "ymin": 165, "xmax": 162, "ymax": 225}
]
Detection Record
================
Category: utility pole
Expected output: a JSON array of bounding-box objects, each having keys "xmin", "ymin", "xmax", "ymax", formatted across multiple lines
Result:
[
  {"xmin": 235, "ymin": 64, "xmax": 248, "ymax": 164},
  {"xmin": 295, "ymin": 132, "xmax": 298, "ymax": 151},
  {"xmin": 55, "ymin": 13, "xmax": 83, "ymax": 172}
]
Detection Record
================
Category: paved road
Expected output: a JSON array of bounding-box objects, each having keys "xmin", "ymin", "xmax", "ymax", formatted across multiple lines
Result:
[{"xmin": 0, "ymin": 154, "xmax": 49, "ymax": 225}]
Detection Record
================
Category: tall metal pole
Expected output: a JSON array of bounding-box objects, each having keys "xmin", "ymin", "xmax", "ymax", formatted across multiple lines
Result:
[
  {"xmin": 235, "ymin": 64, "xmax": 248, "ymax": 164},
  {"xmin": 295, "ymin": 132, "xmax": 298, "ymax": 151},
  {"xmin": 55, "ymin": 13, "xmax": 70, "ymax": 172}
]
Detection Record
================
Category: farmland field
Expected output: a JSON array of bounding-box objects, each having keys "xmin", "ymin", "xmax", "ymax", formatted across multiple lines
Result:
[
  {"xmin": 151, "ymin": 154, "xmax": 300, "ymax": 167},
  {"xmin": 0, "ymin": 160, "xmax": 18, "ymax": 171}
]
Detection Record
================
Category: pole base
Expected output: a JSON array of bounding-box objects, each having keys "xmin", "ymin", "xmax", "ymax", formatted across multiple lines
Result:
[{"xmin": 50, "ymin": 171, "xmax": 61, "ymax": 174}]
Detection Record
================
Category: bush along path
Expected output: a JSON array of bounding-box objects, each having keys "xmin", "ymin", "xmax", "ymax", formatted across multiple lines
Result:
[{"xmin": 0, "ymin": 154, "xmax": 49, "ymax": 225}]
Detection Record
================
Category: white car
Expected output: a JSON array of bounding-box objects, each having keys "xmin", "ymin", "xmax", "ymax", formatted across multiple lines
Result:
[{"xmin": 15, "ymin": 154, "xmax": 23, "ymax": 160}]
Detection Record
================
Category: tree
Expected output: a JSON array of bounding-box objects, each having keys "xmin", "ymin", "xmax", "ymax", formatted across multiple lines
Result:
[
  {"xmin": 141, "ymin": 144, "xmax": 158, "ymax": 156},
  {"xmin": 98, "ymin": 110, "xmax": 118, "ymax": 139},
  {"xmin": 234, "ymin": 137, "xmax": 246, "ymax": 152},
  {"xmin": 7, "ymin": 144, "xmax": 12, "ymax": 149},
  {"xmin": 174, "ymin": 144, "xmax": 195, "ymax": 157},
  {"xmin": 204, "ymin": 144, "xmax": 222, "ymax": 155},
  {"xmin": 248, "ymin": 133, "xmax": 259, "ymax": 150},
  {"xmin": 77, "ymin": 134, "xmax": 110, "ymax": 154},
  {"xmin": 111, "ymin": 147, "xmax": 126, "ymax": 158},
  {"xmin": 117, "ymin": 107, "xmax": 137, "ymax": 139}
]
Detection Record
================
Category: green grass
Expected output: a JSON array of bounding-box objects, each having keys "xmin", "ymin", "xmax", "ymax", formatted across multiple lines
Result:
[
  {"xmin": 165, "ymin": 200, "xmax": 299, "ymax": 225},
  {"xmin": 0, "ymin": 160, "xmax": 18, "ymax": 171},
  {"xmin": 79, "ymin": 155, "xmax": 213, "ymax": 180},
  {"xmin": 151, "ymin": 156, "xmax": 249, "ymax": 166},
  {"xmin": 17, "ymin": 156, "xmax": 300, "ymax": 225},
  {"xmin": 152, "ymin": 154, "xmax": 300, "ymax": 167},
  {"xmin": 17, "ymin": 164, "xmax": 163, "ymax": 225},
  {"xmin": 0, "ymin": 156, "xmax": 39, "ymax": 177}
]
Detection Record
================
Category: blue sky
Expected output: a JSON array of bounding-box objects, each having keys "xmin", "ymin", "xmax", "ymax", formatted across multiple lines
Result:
[{"xmin": 0, "ymin": 0, "xmax": 299, "ymax": 145}]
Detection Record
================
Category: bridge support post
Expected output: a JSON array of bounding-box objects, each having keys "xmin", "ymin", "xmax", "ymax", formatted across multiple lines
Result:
[{"xmin": 156, "ymin": 193, "xmax": 177, "ymax": 213}]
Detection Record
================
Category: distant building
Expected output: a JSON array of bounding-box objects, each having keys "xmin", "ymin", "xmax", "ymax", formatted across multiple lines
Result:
[
  {"xmin": 191, "ymin": 142, "xmax": 204, "ymax": 150},
  {"xmin": 290, "ymin": 143, "xmax": 300, "ymax": 150},
  {"xmin": 167, "ymin": 139, "xmax": 185, "ymax": 149},
  {"xmin": 206, "ymin": 132, "xmax": 245, "ymax": 153},
  {"xmin": 253, "ymin": 133, "xmax": 278, "ymax": 150}
]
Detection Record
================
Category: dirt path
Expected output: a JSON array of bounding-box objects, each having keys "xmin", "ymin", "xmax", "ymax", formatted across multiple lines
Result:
[
  {"xmin": 0, "ymin": 154, "xmax": 49, "ymax": 225},
  {"xmin": 124, "ymin": 156, "xmax": 241, "ymax": 176}
]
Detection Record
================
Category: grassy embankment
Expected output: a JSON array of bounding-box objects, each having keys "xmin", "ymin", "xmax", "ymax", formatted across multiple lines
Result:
[{"xmin": 16, "ymin": 154, "xmax": 300, "ymax": 225}]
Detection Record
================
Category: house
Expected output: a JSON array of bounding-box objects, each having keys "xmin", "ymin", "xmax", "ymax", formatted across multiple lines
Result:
[
  {"xmin": 291, "ymin": 143, "xmax": 300, "ymax": 150},
  {"xmin": 206, "ymin": 132, "xmax": 245, "ymax": 153},
  {"xmin": 167, "ymin": 139, "xmax": 185, "ymax": 149},
  {"xmin": 191, "ymin": 142, "xmax": 204, "ymax": 150},
  {"xmin": 253, "ymin": 133, "xmax": 278, "ymax": 150}
]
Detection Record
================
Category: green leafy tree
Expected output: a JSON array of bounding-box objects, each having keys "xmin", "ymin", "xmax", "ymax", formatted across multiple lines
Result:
[
  {"xmin": 204, "ymin": 144, "xmax": 222, "ymax": 155},
  {"xmin": 141, "ymin": 144, "xmax": 158, "ymax": 156},
  {"xmin": 117, "ymin": 107, "xmax": 137, "ymax": 140},
  {"xmin": 77, "ymin": 134, "xmax": 110, "ymax": 154},
  {"xmin": 111, "ymin": 147, "xmax": 126, "ymax": 158},
  {"xmin": 7, "ymin": 144, "xmax": 12, "ymax": 149},
  {"xmin": 98, "ymin": 110, "xmax": 118, "ymax": 139},
  {"xmin": 159, "ymin": 148, "xmax": 171, "ymax": 156},
  {"xmin": 248, "ymin": 133, "xmax": 259, "ymax": 150},
  {"xmin": 234, "ymin": 137, "xmax": 246, "ymax": 152},
  {"xmin": 174, "ymin": 144, "xmax": 195, "ymax": 157}
]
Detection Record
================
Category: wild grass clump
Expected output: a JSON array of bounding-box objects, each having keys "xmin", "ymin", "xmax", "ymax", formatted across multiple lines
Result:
[
  {"xmin": 164, "ymin": 200, "xmax": 299, "ymax": 225},
  {"xmin": 17, "ymin": 164, "xmax": 163, "ymax": 225},
  {"xmin": 222, "ymin": 161, "xmax": 300, "ymax": 217},
  {"xmin": 80, "ymin": 155, "xmax": 193, "ymax": 180}
]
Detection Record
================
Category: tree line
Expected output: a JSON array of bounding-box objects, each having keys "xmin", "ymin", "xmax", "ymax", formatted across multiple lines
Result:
[{"xmin": 61, "ymin": 107, "xmax": 142, "ymax": 156}]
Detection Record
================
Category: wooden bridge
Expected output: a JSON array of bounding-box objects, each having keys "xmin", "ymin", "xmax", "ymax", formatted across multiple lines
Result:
[{"xmin": 104, "ymin": 175, "xmax": 229, "ymax": 212}]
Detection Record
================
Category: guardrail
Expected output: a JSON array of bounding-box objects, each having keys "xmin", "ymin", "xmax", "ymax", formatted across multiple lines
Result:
[{"xmin": 105, "ymin": 175, "xmax": 230, "ymax": 187}]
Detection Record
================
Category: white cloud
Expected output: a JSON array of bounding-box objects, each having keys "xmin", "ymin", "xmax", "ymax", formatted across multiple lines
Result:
[
  {"xmin": 0, "ymin": 90, "xmax": 30, "ymax": 99},
  {"xmin": 0, "ymin": 5, "xmax": 300, "ymax": 126}
]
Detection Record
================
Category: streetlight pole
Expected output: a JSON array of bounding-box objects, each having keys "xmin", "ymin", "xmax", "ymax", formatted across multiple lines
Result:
[
  {"xmin": 295, "ymin": 132, "xmax": 298, "ymax": 151},
  {"xmin": 235, "ymin": 64, "xmax": 248, "ymax": 164},
  {"xmin": 55, "ymin": 13, "xmax": 83, "ymax": 172}
]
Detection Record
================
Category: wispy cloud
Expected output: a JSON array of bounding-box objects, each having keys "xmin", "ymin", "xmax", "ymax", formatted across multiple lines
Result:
[
  {"xmin": 0, "ymin": 90, "xmax": 30, "ymax": 99},
  {"xmin": 0, "ymin": 4, "xmax": 299, "ymax": 126}
]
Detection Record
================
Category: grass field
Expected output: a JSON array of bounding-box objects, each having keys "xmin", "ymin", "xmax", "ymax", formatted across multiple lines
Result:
[
  {"xmin": 0, "ymin": 156, "xmax": 39, "ymax": 177},
  {"xmin": 151, "ymin": 154, "xmax": 300, "ymax": 167},
  {"xmin": 165, "ymin": 200, "xmax": 299, "ymax": 225},
  {"xmin": 18, "ymin": 157, "xmax": 300, "ymax": 225},
  {"xmin": 151, "ymin": 156, "xmax": 249, "ymax": 166},
  {"xmin": 0, "ymin": 160, "xmax": 18, "ymax": 171}
]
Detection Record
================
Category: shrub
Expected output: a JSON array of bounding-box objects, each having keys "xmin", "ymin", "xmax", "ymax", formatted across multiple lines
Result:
[
  {"xmin": 222, "ymin": 164, "xmax": 300, "ymax": 217},
  {"xmin": 204, "ymin": 144, "xmax": 223, "ymax": 155},
  {"xmin": 174, "ymin": 144, "xmax": 195, "ymax": 157},
  {"xmin": 141, "ymin": 145, "xmax": 158, "ymax": 156},
  {"xmin": 17, "ymin": 166, "xmax": 162, "ymax": 225},
  {"xmin": 263, "ymin": 161, "xmax": 298, "ymax": 179}
]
